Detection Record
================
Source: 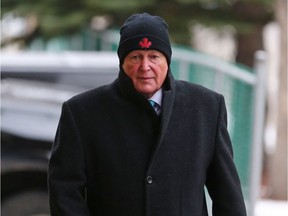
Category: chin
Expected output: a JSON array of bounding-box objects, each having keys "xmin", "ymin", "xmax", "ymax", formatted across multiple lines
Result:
[
  {"xmin": 135, "ymin": 85, "xmax": 157, "ymax": 97},
  {"xmin": 140, "ymin": 91, "xmax": 155, "ymax": 98}
]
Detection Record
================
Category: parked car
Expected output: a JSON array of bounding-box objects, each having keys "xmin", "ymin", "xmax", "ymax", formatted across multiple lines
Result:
[{"xmin": 1, "ymin": 51, "xmax": 119, "ymax": 216}]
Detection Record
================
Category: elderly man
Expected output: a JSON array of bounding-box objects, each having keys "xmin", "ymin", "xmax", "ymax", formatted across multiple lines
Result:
[{"xmin": 48, "ymin": 13, "xmax": 247, "ymax": 216}]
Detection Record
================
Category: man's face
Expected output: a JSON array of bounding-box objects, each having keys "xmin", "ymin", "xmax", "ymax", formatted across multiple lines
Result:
[{"xmin": 122, "ymin": 50, "xmax": 168, "ymax": 98}]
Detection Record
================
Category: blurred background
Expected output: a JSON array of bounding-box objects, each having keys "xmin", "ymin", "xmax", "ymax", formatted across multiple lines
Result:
[{"xmin": 1, "ymin": 0, "xmax": 287, "ymax": 215}]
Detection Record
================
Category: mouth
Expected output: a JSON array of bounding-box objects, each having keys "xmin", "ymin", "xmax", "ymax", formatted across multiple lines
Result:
[{"xmin": 138, "ymin": 77, "xmax": 153, "ymax": 80}]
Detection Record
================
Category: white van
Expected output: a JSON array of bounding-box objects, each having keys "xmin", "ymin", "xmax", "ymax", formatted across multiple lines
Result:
[{"xmin": 1, "ymin": 51, "xmax": 119, "ymax": 216}]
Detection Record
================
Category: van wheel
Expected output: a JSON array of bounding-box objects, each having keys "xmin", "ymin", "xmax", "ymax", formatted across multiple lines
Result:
[{"xmin": 1, "ymin": 190, "xmax": 50, "ymax": 216}]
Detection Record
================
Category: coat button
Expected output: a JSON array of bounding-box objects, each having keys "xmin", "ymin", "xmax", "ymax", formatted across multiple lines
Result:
[{"xmin": 146, "ymin": 176, "xmax": 153, "ymax": 184}]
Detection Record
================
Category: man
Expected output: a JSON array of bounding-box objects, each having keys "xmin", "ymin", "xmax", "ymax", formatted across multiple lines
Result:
[{"xmin": 48, "ymin": 13, "xmax": 247, "ymax": 216}]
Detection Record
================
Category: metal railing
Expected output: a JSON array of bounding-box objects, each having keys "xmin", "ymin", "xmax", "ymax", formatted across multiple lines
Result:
[{"xmin": 171, "ymin": 47, "xmax": 267, "ymax": 216}]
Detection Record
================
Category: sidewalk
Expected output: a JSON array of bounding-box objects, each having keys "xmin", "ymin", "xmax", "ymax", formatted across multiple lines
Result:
[{"xmin": 255, "ymin": 199, "xmax": 288, "ymax": 216}]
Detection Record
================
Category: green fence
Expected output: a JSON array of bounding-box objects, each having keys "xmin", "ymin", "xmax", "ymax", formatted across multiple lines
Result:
[{"xmin": 170, "ymin": 51, "xmax": 253, "ymax": 198}]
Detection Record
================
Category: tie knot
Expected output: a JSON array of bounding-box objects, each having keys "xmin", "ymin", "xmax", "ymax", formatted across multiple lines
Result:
[
  {"xmin": 149, "ymin": 100, "xmax": 156, "ymax": 107},
  {"xmin": 149, "ymin": 100, "xmax": 161, "ymax": 115}
]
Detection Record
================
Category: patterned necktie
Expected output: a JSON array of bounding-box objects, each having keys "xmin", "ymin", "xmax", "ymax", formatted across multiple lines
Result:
[{"xmin": 149, "ymin": 100, "xmax": 161, "ymax": 115}]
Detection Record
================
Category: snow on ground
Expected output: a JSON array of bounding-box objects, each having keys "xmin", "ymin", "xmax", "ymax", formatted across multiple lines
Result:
[{"xmin": 255, "ymin": 199, "xmax": 288, "ymax": 216}]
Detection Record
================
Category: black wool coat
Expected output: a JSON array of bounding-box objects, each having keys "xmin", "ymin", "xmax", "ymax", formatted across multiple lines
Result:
[{"xmin": 48, "ymin": 69, "xmax": 247, "ymax": 216}]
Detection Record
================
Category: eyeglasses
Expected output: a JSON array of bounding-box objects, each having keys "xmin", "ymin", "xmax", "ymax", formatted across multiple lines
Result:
[{"xmin": 127, "ymin": 53, "xmax": 165, "ymax": 64}]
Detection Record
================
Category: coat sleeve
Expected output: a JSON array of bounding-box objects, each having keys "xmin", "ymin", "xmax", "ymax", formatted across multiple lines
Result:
[
  {"xmin": 48, "ymin": 101, "xmax": 90, "ymax": 216},
  {"xmin": 205, "ymin": 96, "xmax": 247, "ymax": 216}
]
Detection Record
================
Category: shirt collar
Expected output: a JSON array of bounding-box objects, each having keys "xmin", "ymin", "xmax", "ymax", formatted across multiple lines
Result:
[{"xmin": 149, "ymin": 88, "xmax": 162, "ymax": 106}]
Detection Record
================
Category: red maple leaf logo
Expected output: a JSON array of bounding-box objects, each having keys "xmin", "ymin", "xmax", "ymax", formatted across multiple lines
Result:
[{"xmin": 139, "ymin": 37, "xmax": 152, "ymax": 48}]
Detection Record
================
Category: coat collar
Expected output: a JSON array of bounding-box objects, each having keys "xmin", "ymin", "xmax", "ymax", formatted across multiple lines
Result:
[
  {"xmin": 118, "ymin": 68, "xmax": 175, "ymax": 104},
  {"xmin": 147, "ymin": 71, "xmax": 175, "ymax": 171},
  {"xmin": 118, "ymin": 69, "xmax": 176, "ymax": 171},
  {"xmin": 118, "ymin": 67, "xmax": 175, "ymax": 127}
]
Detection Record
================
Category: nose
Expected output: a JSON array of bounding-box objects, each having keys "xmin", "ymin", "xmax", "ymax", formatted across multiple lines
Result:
[{"xmin": 140, "ymin": 57, "xmax": 151, "ymax": 71}]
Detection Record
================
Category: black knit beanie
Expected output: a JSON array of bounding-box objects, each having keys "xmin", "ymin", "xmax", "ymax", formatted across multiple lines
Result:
[{"xmin": 117, "ymin": 13, "xmax": 172, "ymax": 65}]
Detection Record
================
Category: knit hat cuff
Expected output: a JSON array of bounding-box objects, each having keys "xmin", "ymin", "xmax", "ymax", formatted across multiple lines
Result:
[{"xmin": 118, "ymin": 35, "xmax": 172, "ymax": 65}]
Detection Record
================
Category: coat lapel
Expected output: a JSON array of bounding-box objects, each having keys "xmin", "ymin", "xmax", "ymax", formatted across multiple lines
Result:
[
  {"xmin": 118, "ymin": 69, "xmax": 176, "ymax": 171},
  {"xmin": 147, "ymin": 71, "xmax": 175, "ymax": 170},
  {"xmin": 158, "ymin": 75, "xmax": 175, "ymax": 145}
]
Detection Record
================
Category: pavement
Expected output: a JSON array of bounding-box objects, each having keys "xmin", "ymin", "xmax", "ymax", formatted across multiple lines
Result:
[{"xmin": 255, "ymin": 199, "xmax": 288, "ymax": 216}]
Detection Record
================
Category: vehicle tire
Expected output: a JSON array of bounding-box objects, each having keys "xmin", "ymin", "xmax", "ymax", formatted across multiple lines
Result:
[{"xmin": 1, "ymin": 190, "xmax": 50, "ymax": 216}]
